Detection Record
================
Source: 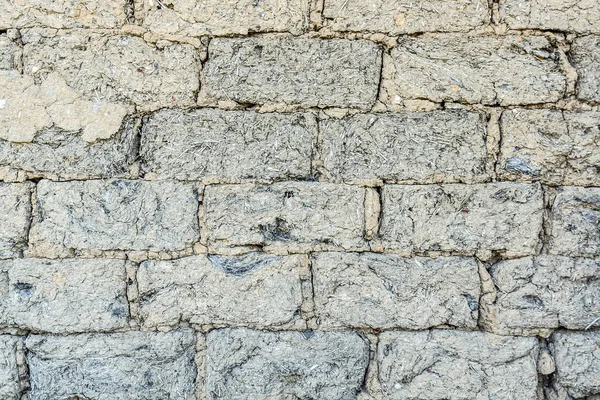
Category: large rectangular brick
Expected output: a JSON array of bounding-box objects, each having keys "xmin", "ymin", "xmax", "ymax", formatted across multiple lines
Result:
[
  {"xmin": 500, "ymin": 0, "xmax": 600, "ymax": 33},
  {"xmin": 0, "ymin": 336, "xmax": 20, "ymax": 400},
  {"xmin": 482, "ymin": 256, "xmax": 600, "ymax": 336},
  {"xmin": 319, "ymin": 111, "xmax": 488, "ymax": 184},
  {"xmin": 498, "ymin": 109, "xmax": 600, "ymax": 185},
  {"xmin": 135, "ymin": 0, "xmax": 309, "ymax": 36},
  {"xmin": 551, "ymin": 331, "xmax": 600, "ymax": 398},
  {"xmin": 26, "ymin": 331, "xmax": 197, "ymax": 400},
  {"xmin": 204, "ymin": 183, "xmax": 367, "ymax": 252},
  {"xmin": 549, "ymin": 186, "xmax": 600, "ymax": 256},
  {"xmin": 376, "ymin": 331, "xmax": 539, "ymax": 399},
  {"xmin": 381, "ymin": 183, "xmax": 544, "ymax": 258},
  {"xmin": 323, "ymin": 0, "xmax": 490, "ymax": 34},
  {"xmin": 313, "ymin": 252, "xmax": 479, "ymax": 329},
  {"xmin": 205, "ymin": 328, "xmax": 369, "ymax": 399},
  {"xmin": 385, "ymin": 34, "xmax": 566, "ymax": 106},
  {"xmin": 571, "ymin": 35, "xmax": 600, "ymax": 103},
  {"xmin": 29, "ymin": 180, "xmax": 199, "ymax": 257},
  {"xmin": 140, "ymin": 109, "xmax": 316, "ymax": 182},
  {"xmin": 22, "ymin": 29, "xmax": 200, "ymax": 111},
  {"xmin": 0, "ymin": 182, "xmax": 32, "ymax": 258},
  {"xmin": 136, "ymin": 253, "xmax": 308, "ymax": 329},
  {"xmin": 0, "ymin": 258, "xmax": 129, "ymax": 333},
  {"xmin": 0, "ymin": 0, "xmax": 128, "ymax": 29},
  {"xmin": 203, "ymin": 38, "xmax": 382, "ymax": 109}
]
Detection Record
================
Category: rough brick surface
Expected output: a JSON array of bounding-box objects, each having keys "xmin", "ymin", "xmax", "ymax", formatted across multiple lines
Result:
[
  {"xmin": 136, "ymin": 253, "xmax": 308, "ymax": 329},
  {"xmin": 205, "ymin": 328, "xmax": 369, "ymax": 399},
  {"xmin": 0, "ymin": 258, "xmax": 128, "ymax": 333},
  {"xmin": 551, "ymin": 331, "xmax": 600, "ymax": 398},
  {"xmin": 312, "ymin": 252, "xmax": 480, "ymax": 329},
  {"xmin": 0, "ymin": 0, "xmax": 129, "ymax": 29},
  {"xmin": 376, "ymin": 331, "xmax": 539, "ymax": 400},
  {"xmin": 203, "ymin": 38, "xmax": 382, "ymax": 109},
  {"xmin": 135, "ymin": 0, "xmax": 309, "ymax": 36},
  {"xmin": 22, "ymin": 29, "xmax": 201, "ymax": 111},
  {"xmin": 385, "ymin": 34, "xmax": 566, "ymax": 106},
  {"xmin": 0, "ymin": 182, "xmax": 32, "ymax": 259},
  {"xmin": 0, "ymin": 336, "xmax": 20, "ymax": 400},
  {"xmin": 0, "ymin": 35, "xmax": 18, "ymax": 70},
  {"xmin": 572, "ymin": 35, "xmax": 600, "ymax": 103},
  {"xmin": 482, "ymin": 256, "xmax": 600, "ymax": 335},
  {"xmin": 26, "ymin": 331, "xmax": 197, "ymax": 400},
  {"xmin": 204, "ymin": 183, "xmax": 366, "ymax": 251},
  {"xmin": 323, "ymin": 0, "xmax": 490, "ymax": 34},
  {"xmin": 29, "ymin": 180, "xmax": 199, "ymax": 257},
  {"xmin": 498, "ymin": 109, "xmax": 600, "ymax": 185},
  {"xmin": 381, "ymin": 183, "xmax": 544, "ymax": 257},
  {"xmin": 140, "ymin": 109, "xmax": 316, "ymax": 182},
  {"xmin": 500, "ymin": 0, "xmax": 600, "ymax": 33},
  {"xmin": 319, "ymin": 111, "xmax": 488, "ymax": 184},
  {"xmin": 549, "ymin": 186, "xmax": 600, "ymax": 257}
]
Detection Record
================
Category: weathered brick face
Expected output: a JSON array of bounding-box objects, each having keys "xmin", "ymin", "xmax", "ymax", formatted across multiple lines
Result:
[{"xmin": 2, "ymin": 1, "xmax": 599, "ymax": 399}]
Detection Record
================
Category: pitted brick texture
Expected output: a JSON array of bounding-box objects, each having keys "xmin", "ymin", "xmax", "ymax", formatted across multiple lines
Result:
[
  {"xmin": 551, "ymin": 331, "xmax": 600, "ymax": 398},
  {"xmin": 500, "ymin": 0, "xmax": 600, "ymax": 33},
  {"xmin": 0, "ymin": 336, "xmax": 20, "ymax": 400},
  {"xmin": 0, "ymin": 182, "xmax": 32, "ymax": 258}
]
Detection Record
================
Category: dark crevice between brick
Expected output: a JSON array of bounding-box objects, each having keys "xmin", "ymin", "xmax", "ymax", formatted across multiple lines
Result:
[
  {"xmin": 540, "ymin": 185, "xmax": 557, "ymax": 256},
  {"xmin": 124, "ymin": 0, "xmax": 136, "ymax": 25},
  {"xmin": 303, "ymin": 253, "xmax": 317, "ymax": 329},
  {"xmin": 17, "ymin": 336, "xmax": 31, "ymax": 398},
  {"xmin": 23, "ymin": 183, "xmax": 37, "ymax": 258}
]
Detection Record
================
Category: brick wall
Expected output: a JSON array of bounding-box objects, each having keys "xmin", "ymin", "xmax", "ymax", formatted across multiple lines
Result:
[{"xmin": 1, "ymin": 1, "xmax": 599, "ymax": 399}]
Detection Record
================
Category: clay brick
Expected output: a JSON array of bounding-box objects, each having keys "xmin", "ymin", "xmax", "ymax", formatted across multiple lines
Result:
[
  {"xmin": 0, "ymin": 336, "xmax": 20, "ymax": 400},
  {"xmin": 381, "ymin": 183, "xmax": 543, "ymax": 257},
  {"xmin": 136, "ymin": 254, "xmax": 308, "ymax": 329},
  {"xmin": 498, "ymin": 109, "xmax": 600, "ymax": 186},
  {"xmin": 29, "ymin": 180, "xmax": 199, "ymax": 257},
  {"xmin": 0, "ymin": 258, "xmax": 128, "ymax": 333},
  {"xmin": 482, "ymin": 256, "xmax": 600, "ymax": 335},
  {"xmin": 385, "ymin": 34, "xmax": 566, "ymax": 106},
  {"xmin": 205, "ymin": 328, "xmax": 369, "ymax": 399},
  {"xmin": 323, "ymin": 0, "xmax": 490, "ymax": 34},
  {"xmin": 203, "ymin": 38, "xmax": 382, "ymax": 109},
  {"xmin": 0, "ymin": 182, "xmax": 32, "ymax": 259},
  {"xmin": 135, "ymin": 0, "xmax": 309, "ymax": 36},
  {"xmin": 21, "ymin": 29, "xmax": 200, "ymax": 111},
  {"xmin": 0, "ymin": 0, "xmax": 129, "ymax": 29},
  {"xmin": 376, "ymin": 330, "xmax": 539, "ymax": 400},
  {"xmin": 500, "ymin": 0, "xmax": 600, "ymax": 33},
  {"xmin": 312, "ymin": 252, "xmax": 480, "ymax": 329},
  {"xmin": 204, "ymin": 183, "xmax": 367, "ymax": 252},
  {"xmin": 140, "ymin": 109, "xmax": 316, "ymax": 182},
  {"xmin": 319, "ymin": 111, "xmax": 488, "ymax": 184},
  {"xmin": 0, "ymin": 35, "xmax": 19, "ymax": 70},
  {"xmin": 551, "ymin": 331, "xmax": 600, "ymax": 398},
  {"xmin": 549, "ymin": 186, "xmax": 600, "ymax": 257},
  {"xmin": 26, "ymin": 331, "xmax": 197, "ymax": 400},
  {"xmin": 572, "ymin": 35, "xmax": 600, "ymax": 103}
]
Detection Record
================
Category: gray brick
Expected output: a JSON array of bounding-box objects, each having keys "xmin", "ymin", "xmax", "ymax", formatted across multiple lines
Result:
[
  {"xmin": 204, "ymin": 38, "xmax": 382, "ymax": 109},
  {"xmin": 323, "ymin": 0, "xmax": 490, "ymax": 34},
  {"xmin": 313, "ymin": 252, "xmax": 480, "ymax": 329},
  {"xmin": 204, "ymin": 182, "xmax": 367, "ymax": 252},
  {"xmin": 0, "ymin": 182, "xmax": 32, "ymax": 259},
  {"xmin": 29, "ymin": 180, "xmax": 199, "ymax": 257},
  {"xmin": 572, "ymin": 35, "xmax": 600, "ymax": 103},
  {"xmin": 498, "ymin": 109, "xmax": 600, "ymax": 186},
  {"xmin": 482, "ymin": 256, "xmax": 600, "ymax": 335},
  {"xmin": 22, "ymin": 29, "xmax": 200, "ymax": 111},
  {"xmin": 140, "ymin": 109, "xmax": 316, "ymax": 182},
  {"xmin": 0, "ymin": 336, "xmax": 20, "ymax": 400},
  {"xmin": 500, "ymin": 0, "xmax": 600, "ymax": 33},
  {"xmin": 381, "ymin": 183, "xmax": 543, "ymax": 257},
  {"xmin": 549, "ymin": 186, "xmax": 600, "ymax": 257},
  {"xmin": 319, "ymin": 111, "xmax": 488, "ymax": 184},
  {"xmin": 377, "ymin": 330, "xmax": 539, "ymax": 400},
  {"xmin": 0, "ymin": 35, "xmax": 18, "ymax": 70},
  {"xmin": 0, "ymin": 258, "xmax": 128, "ymax": 333},
  {"xmin": 136, "ymin": 253, "xmax": 308, "ymax": 329},
  {"xmin": 26, "ymin": 331, "xmax": 197, "ymax": 400},
  {"xmin": 551, "ymin": 331, "xmax": 600, "ymax": 398},
  {"xmin": 135, "ymin": 0, "xmax": 309, "ymax": 36},
  {"xmin": 386, "ymin": 34, "xmax": 566, "ymax": 106},
  {"xmin": 206, "ymin": 328, "xmax": 369, "ymax": 399}
]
